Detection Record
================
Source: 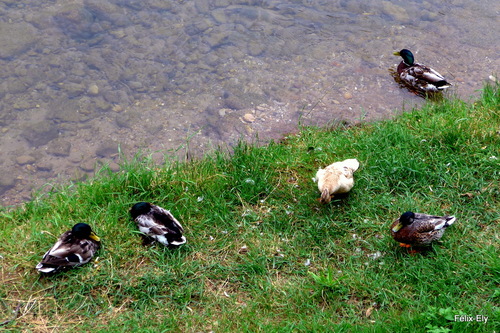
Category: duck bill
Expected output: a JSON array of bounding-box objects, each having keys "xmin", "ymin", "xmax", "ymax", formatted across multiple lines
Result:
[
  {"xmin": 393, "ymin": 51, "xmax": 401, "ymax": 56},
  {"xmin": 90, "ymin": 232, "xmax": 100, "ymax": 242},
  {"xmin": 392, "ymin": 222, "xmax": 403, "ymax": 232}
]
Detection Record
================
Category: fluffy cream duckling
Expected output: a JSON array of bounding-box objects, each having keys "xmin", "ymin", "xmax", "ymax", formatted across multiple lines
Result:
[{"xmin": 315, "ymin": 158, "xmax": 360, "ymax": 204}]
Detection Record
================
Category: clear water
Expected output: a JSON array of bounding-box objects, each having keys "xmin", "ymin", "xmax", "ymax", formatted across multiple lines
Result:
[{"xmin": 0, "ymin": 0, "xmax": 498, "ymax": 205}]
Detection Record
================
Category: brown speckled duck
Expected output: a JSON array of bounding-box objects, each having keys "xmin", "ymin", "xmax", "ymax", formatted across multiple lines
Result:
[
  {"xmin": 393, "ymin": 49, "xmax": 451, "ymax": 93},
  {"xmin": 391, "ymin": 211, "xmax": 456, "ymax": 247},
  {"xmin": 36, "ymin": 223, "xmax": 100, "ymax": 274}
]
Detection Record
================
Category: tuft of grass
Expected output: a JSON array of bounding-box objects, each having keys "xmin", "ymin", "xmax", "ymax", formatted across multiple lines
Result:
[{"xmin": 0, "ymin": 84, "xmax": 498, "ymax": 332}]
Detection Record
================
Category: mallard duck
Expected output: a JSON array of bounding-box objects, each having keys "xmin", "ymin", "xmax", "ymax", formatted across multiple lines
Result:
[
  {"xmin": 36, "ymin": 223, "xmax": 100, "ymax": 273},
  {"xmin": 391, "ymin": 211, "xmax": 456, "ymax": 247},
  {"xmin": 315, "ymin": 158, "xmax": 360, "ymax": 204},
  {"xmin": 393, "ymin": 49, "xmax": 451, "ymax": 93},
  {"xmin": 130, "ymin": 202, "xmax": 186, "ymax": 247}
]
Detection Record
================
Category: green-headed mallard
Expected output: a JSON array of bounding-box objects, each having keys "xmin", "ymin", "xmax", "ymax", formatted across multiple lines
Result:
[
  {"xmin": 36, "ymin": 223, "xmax": 100, "ymax": 273},
  {"xmin": 391, "ymin": 211, "xmax": 456, "ymax": 247},
  {"xmin": 315, "ymin": 158, "xmax": 360, "ymax": 204},
  {"xmin": 130, "ymin": 202, "xmax": 186, "ymax": 247},
  {"xmin": 393, "ymin": 49, "xmax": 451, "ymax": 93}
]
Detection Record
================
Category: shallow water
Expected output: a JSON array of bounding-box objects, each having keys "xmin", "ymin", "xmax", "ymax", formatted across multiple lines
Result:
[{"xmin": 0, "ymin": 0, "xmax": 498, "ymax": 206}]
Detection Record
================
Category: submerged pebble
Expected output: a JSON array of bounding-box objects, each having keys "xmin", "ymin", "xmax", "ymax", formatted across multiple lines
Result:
[
  {"xmin": 16, "ymin": 155, "xmax": 36, "ymax": 165},
  {"xmin": 79, "ymin": 159, "xmax": 96, "ymax": 172},
  {"xmin": 88, "ymin": 84, "xmax": 99, "ymax": 95},
  {"xmin": 243, "ymin": 113, "xmax": 256, "ymax": 123},
  {"xmin": 0, "ymin": 175, "xmax": 15, "ymax": 195},
  {"xmin": 107, "ymin": 161, "xmax": 120, "ymax": 172},
  {"xmin": 46, "ymin": 139, "xmax": 72, "ymax": 157},
  {"xmin": 95, "ymin": 141, "xmax": 119, "ymax": 158},
  {"xmin": 381, "ymin": 1, "xmax": 410, "ymax": 22},
  {"xmin": 36, "ymin": 161, "xmax": 53, "ymax": 172}
]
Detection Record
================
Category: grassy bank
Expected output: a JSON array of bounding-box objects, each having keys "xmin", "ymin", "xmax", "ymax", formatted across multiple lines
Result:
[{"xmin": 1, "ymin": 84, "xmax": 499, "ymax": 332}]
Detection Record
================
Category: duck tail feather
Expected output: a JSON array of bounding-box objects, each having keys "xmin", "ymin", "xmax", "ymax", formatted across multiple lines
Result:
[
  {"xmin": 445, "ymin": 216, "xmax": 456, "ymax": 226},
  {"xmin": 320, "ymin": 189, "xmax": 331, "ymax": 204}
]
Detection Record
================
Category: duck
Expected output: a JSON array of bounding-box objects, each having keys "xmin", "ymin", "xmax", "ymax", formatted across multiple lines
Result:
[
  {"xmin": 391, "ymin": 211, "xmax": 456, "ymax": 247},
  {"xmin": 315, "ymin": 158, "xmax": 360, "ymax": 204},
  {"xmin": 36, "ymin": 223, "xmax": 100, "ymax": 273},
  {"xmin": 130, "ymin": 202, "xmax": 187, "ymax": 247},
  {"xmin": 393, "ymin": 49, "xmax": 451, "ymax": 93}
]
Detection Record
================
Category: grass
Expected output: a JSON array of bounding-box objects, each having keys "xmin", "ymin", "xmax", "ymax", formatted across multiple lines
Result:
[{"xmin": 0, "ymin": 84, "xmax": 498, "ymax": 332}]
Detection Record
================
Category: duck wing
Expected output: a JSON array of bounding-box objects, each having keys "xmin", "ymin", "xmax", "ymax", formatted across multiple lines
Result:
[
  {"xmin": 340, "ymin": 165, "xmax": 354, "ymax": 178},
  {"xmin": 135, "ymin": 205, "xmax": 186, "ymax": 246},
  {"xmin": 413, "ymin": 213, "xmax": 456, "ymax": 231},
  {"xmin": 409, "ymin": 64, "xmax": 451, "ymax": 90},
  {"xmin": 152, "ymin": 207, "xmax": 185, "ymax": 234}
]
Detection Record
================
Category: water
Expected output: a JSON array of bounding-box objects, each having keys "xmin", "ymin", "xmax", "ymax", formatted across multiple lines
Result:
[{"xmin": 0, "ymin": 0, "xmax": 498, "ymax": 206}]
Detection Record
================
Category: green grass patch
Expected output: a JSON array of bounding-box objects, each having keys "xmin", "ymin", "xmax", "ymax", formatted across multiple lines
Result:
[{"xmin": 0, "ymin": 84, "xmax": 499, "ymax": 332}]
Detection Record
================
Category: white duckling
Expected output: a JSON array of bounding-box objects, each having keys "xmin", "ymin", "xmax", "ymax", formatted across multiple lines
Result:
[{"xmin": 315, "ymin": 158, "xmax": 360, "ymax": 204}]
